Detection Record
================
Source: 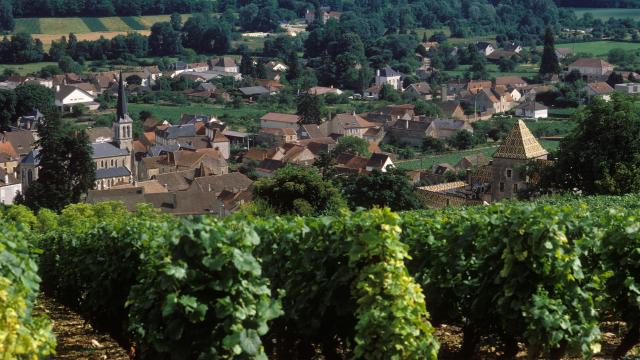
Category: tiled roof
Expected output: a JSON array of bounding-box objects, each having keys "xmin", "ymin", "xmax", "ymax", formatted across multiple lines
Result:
[
  {"xmin": 214, "ymin": 57, "xmax": 237, "ymax": 67},
  {"xmin": 366, "ymin": 153, "xmax": 391, "ymax": 169},
  {"xmin": 333, "ymin": 113, "xmax": 375, "ymax": 128},
  {"xmin": 492, "ymin": 120, "xmax": 548, "ymax": 160},
  {"xmin": 91, "ymin": 143, "xmax": 129, "ymax": 158},
  {"xmin": 0, "ymin": 140, "xmax": 17, "ymax": 159},
  {"xmin": 191, "ymin": 172, "xmax": 253, "ymax": 194},
  {"xmin": 86, "ymin": 127, "xmax": 113, "ymax": 143},
  {"xmin": 261, "ymin": 112, "xmax": 300, "ymax": 124},
  {"xmin": 494, "ymin": 76, "xmax": 527, "ymax": 87},
  {"xmin": 239, "ymin": 86, "xmax": 270, "ymax": 96},
  {"xmin": 420, "ymin": 181, "xmax": 467, "ymax": 192},
  {"xmin": 1, "ymin": 130, "xmax": 35, "ymax": 155},
  {"xmin": 586, "ymin": 82, "xmax": 614, "ymax": 95},
  {"xmin": 570, "ymin": 58, "xmax": 612, "ymax": 68},
  {"xmin": 95, "ymin": 166, "xmax": 131, "ymax": 179}
]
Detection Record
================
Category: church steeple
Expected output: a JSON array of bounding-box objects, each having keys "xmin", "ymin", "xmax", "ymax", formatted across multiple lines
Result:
[
  {"xmin": 113, "ymin": 72, "xmax": 132, "ymax": 151},
  {"xmin": 116, "ymin": 72, "xmax": 129, "ymax": 121}
]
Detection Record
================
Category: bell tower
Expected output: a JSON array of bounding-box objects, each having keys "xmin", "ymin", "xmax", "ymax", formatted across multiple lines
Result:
[{"xmin": 113, "ymin": 72, "xmax": 133, "ymax": 151}]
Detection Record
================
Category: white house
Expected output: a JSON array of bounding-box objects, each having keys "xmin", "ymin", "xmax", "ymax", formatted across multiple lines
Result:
[
  {"xmin": 365, "ymin": 153, "xmax": 394, "ymax": 172},
  {"xmin": 375, "ymin": 67, "xmax": 402, "ymax": 91},
  {"xmin": 475, "ymin": 42, "xmax": 495, "ymax": 56},
  {"xmin": 0, "ymin": 170, "xmax": 21, "ymax": 205},
  {"xmin": 211, "ymin": 57, "xmax": 239, "ymax": 73},
  {"xmin": 615, "ymin": 83, "xmax": 640, "ymax": 94},
  {"xmin": 54, "ymin": 85, "xmax": 99, "ymax": 112},
  {"xmin": 514, "ymin": 102, "xmax": 548, "ymax": 119}
]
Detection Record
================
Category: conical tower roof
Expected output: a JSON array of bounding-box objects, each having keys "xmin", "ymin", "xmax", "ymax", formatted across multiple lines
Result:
[
  {"xmin": 492, "ymin": 120, "xmax": 548, "ymax": 160},
  {"xmin": 116, "ymin": 72, "xmax": 131, "ymax": 123}
]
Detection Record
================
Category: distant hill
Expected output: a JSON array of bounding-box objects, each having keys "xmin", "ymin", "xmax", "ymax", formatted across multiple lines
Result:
[{"xmin": 555, "ymin": 0, "xmax": 640, "ymax": 8}]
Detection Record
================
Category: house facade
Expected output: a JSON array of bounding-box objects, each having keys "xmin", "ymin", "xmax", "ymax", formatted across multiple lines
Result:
[{"xmin": 375, "ymin": 67, "xmax": 402, "ymax": 90}]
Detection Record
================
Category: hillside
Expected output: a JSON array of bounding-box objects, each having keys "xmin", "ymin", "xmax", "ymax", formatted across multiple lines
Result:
[{"xmin": 5, "ymin": 195, "xmax": 640, "ymax": 358}]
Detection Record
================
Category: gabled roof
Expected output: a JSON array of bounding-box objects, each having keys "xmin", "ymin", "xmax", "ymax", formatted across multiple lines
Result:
[
  {"xmin": 407, "ymin": 82, "xmax": 432, "ymax": 94},
  {"xmin": 586, "ymin": 81, "xmax": 614, "ymax": 95},
  {"xmin": 377, "ymin": 66, "xmax": 401, "ymax": 77},
  {"xmin": 494, "ymin": 76, "xmax": 527, "ymax": 87},
  {"xmin": 20, "ymin": 148, "xmax": 40, "ymax": 165},
  {"xmin": 569, "ymin": 58, "xmax": 613, "ymax": 69},
  {"xmin": 492, "ymin": 120, "xmax": 548, "ymax": 160},
  {"xmin": 191, "ymin": 172, "xmax": 253, "ymax": 194},
  {"xmin": 86, "ymin": 127, "xmax": 113, "ymax": 143},
  {"xmin": 0, "ymin": 140, "xmax": 17, "ymax": 159},
  {"xmin": 214, "ymin": 57, "xmax": 237, "ymax": 67},
  {"xmin": 239, "ymin": 86, "xmax": 270, "ymax": 96},
  {"xmin": 332, "ymin": 113, "xmax": 375, "ymax": 128},
  {"xmin": 261, "ymin": 112, "xmax": 300, "ymax": 124},
  {"xmin": 95, "ymin": 166, "xmax": 131, "ymax": 179},
  {"xmin": 366, "ymin": 153, "xmax": 392, "ymax": 169},
  {"xmin": 92, "ymin": 142, "xmax": 129, "ymax": 158},
  {"xmin": 55, "ymin": 85, "xmax": 94, "ymax": 102}
]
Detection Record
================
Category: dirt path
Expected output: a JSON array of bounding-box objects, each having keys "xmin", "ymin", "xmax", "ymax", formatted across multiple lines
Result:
[{"xmin": 34, "ymin": 296, "xmax": 130, "ymax": 360}]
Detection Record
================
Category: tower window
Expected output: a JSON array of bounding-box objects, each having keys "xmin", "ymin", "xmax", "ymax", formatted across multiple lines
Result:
[
  {"xmin": 499, "ymin": 182, "xmax": 505, "ymax": 192},
  {"xmin": 513, "ymin": 183, "xmax": 519, "ymax": 192},
  {"xmin": 506, "ymin": 169, "xmax": 512, "ymax": 178}
]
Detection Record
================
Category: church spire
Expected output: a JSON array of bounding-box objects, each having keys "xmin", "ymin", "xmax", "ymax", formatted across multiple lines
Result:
[{"xmin": 116, "ymin": 72, "xmax": 128, "ymax": 121}]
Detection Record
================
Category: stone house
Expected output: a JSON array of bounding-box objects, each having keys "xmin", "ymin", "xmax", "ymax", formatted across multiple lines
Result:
[
  {"xmin": 260, "ymin": 112, "xmax": 301, "ymax": 129},
  {"xmin": 568, "ymin": 58, "xmax": 614, "ymax": 77},
  {"xmin": 404, "ymin": 82, "xmax": 433, "ymax": 100},
  {"xmin": 374, "ymin": 67, "xmax": 402, "ymax": 91}
]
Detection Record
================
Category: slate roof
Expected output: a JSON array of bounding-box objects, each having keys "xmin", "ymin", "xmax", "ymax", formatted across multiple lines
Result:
[
  {"xmin": 366, "ymin": 153, "xmax": 392, "ymax": 169},
  {"xmin": 20, "ymin": 149, "xmax": 40, "ymax": 165},
  {"xmin": 492, "ymin": 120, "xmax": 548, "ymax": 160},
  {"xmin": 163, "ymin": 124, "xmax": 197, "ymax": 139},
  {"xmin": 86, "ymin": 127, "xmax": 113, "ymax": 143},
  {"xmin": 586, "ymin": 82, "xmax": 614, "ymax": 95},
  {"xmin": 92, "ymin": 143, "xmax": 129, "ymax": 159},
  {"xmin": 95, "ymin": 166, "xmax": 131, "ymax": 179},
  {"xmin": 377, "ymin": 66, "xmax": 401, "ymax": 77},
  {"xmin": 1, "ymin": 130, "xmax": 35, "ymax": 156},
  {"xmin": 148, "ymin": 144, "xmax": 181, "ymax": 157},
  {"xmin": 239, "ymin": 86, "xmax": 270, "ymax": 96},
  {"xmin": 190, "ymin": 173, "xmax": 253, "ymax": 194}
]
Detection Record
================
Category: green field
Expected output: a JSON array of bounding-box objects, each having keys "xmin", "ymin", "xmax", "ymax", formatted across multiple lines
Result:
[
  {"xmin": 554, "ymin": 41, "xmax": 639, "ymax": 57},
  {"xmin": 14, "ymin": 14, "xmax": 192, "ymax": 34},
  {"xmin": 443, "ymin": 63, "xmax": 539, "ymax": 78},
  {"xmin": 568, "ymin": 7, "xmax": 640, "ymax": 20},
  {"xmin": 0, "ymin": 62, "xmax": 58, "ymax": 75},
  {"xmin": 128, "ymin": 102, "xmax": 287, "ymax": 131}
]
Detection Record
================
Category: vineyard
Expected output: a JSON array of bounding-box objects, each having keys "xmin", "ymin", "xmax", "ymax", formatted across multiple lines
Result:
[{"xmin": 5, "ymin": 195, "xmax": 640, "ymax": 358}]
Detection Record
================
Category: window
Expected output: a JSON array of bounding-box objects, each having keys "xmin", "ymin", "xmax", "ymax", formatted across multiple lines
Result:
[
  {"xmin": 499, "ymin": 182, "xmax": 505, "ymax": 192},
  {"xmin": 506, "ymin": 169, "xmax": 512, "ymax": 178},
  {"xmin": 513, "ymin": 183, "xmax": 518, "ymax": 192},
  {"xmin": 111, "ymin": 159, "xmax": 114, "ymax": 167}
]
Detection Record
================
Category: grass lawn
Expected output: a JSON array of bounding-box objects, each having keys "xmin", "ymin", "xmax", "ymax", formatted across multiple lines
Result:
[
  {"xmin": 554, "ymin": 41, "xmax": 639, "ymax": 57},
  {"xmin": 567, "ymin": 7, "xmax": 640, "ymax": 20},
  {"xmin": 397, "ymin": 137, "xmax": 560, "ymax": 171},
  {"xmin": 234, "ymin": 36, "xmax": 267, "ymax": 51},
  {"xmin": 443, "ymin": 63, "xmax": 538, "ymax": 78},
  {"xmin": 128, "ymin": 102, "xmax": 289, "ymax": 131},
  {"xmin": 0, "ymin": 61, "xmax": 58, "ymax": 75},
  {"xmin": 396, "ymin": 145, "xmax": 500, "ymax": 170},
  {"xmin": 37, "ymin": 17, "xmax": 91, "ymax": 34}
]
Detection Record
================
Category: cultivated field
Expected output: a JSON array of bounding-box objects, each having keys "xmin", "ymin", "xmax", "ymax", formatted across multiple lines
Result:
[
  {"xmin": 556, "ymin": 40, "xmax": 640, "ymax": 57},
  {"xmin": 442, "ymin": 63, "xmax": 539, "ymax": 78},
  {"xmin": 14, "ymin": 14, "xmax": 191, "ymax": 35},
  {"xmin": 568, "ymin": 7, "xmax": 640, "ymax": 20}
]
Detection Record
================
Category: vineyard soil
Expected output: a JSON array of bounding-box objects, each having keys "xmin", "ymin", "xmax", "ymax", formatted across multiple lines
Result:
[{"xmin": 34, "ymin": 296, "xmax": 130, "ymax": 359}]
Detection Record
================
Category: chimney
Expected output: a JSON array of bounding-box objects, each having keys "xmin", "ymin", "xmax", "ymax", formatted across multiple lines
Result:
[
  {"xmin": 466, "ymin": 168, "xmax": 471, "ymax": 184},
  {"xmin": 55, "ymin": 85, "xmax": 60, "ymax": 92}
]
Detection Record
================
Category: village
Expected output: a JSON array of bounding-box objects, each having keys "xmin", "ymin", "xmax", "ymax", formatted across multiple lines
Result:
[{"xmin": 0, "ymin": 40, "xmax": 635, "ymax": 214}]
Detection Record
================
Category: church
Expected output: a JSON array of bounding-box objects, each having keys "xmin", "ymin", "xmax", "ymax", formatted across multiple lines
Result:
[
  {"xmin": 94, "ymin": 73, "xmax": 134, "ymax": 190},
  {"xmin": 21, "ymin": 73, "xmax": 134, "ymax": 192}
]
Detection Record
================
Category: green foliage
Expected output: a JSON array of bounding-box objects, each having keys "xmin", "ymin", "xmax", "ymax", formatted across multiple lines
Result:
[
  {"xmin": 252, "ymin": 208, "xmax": 439, "ymax": 359},
  {"xmin": 296, "ymin": 93, "xmax": 324, "ymax": 125},
  {"xmin": 335, "ymin": 135, "xmax": 371, "ymax": 156},
  {"xmin": 447, "ymin": 129, "xmax": 476, "ymax": 150},
  {"xmin": 253, "ymin": 164, "xmax": 346, "ymax": 215},
  {"xmin": 15, "ymin": 83, "xmax": 54, "ymax": 115},
  {"xmin": 540, "ymin": 27, "xmax": 561, "ymax": 75},
  {"xmin": 0, "ymin": 207, "xmax": 56, "ymax": 358},
  {"xmin": 129, "ymin": 216, "xmax": 281, "ymax": 359},
  {"xmin": 541, "ymin": 95, "xmax": 640, "ymax": 195},
  {"xmin": 339, "ymin": 168, "xmax": 421, "ymax": 211}
]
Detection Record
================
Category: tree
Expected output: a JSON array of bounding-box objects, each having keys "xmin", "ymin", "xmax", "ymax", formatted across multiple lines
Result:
[
  {"xmin": 469, "ymin": 56, "xmax": 488, "ymax": 80},
  {"xmin": 285, "ymin": 51, "xmax": 302, "ymax": 83},
  {"xmin": 239, "ymin": 53, "xmax": 255, "ymax": 77},
  {"xmin": 339, "ymin": 168, "xmax": 420, "ymax": 211},
  {"xmin": 296, "ymin": 93, "xmax": 324, "ymax": 125},
  {"xmin": 313, "ymin": 151, "xmax": 336, "ymax": 180},
  {"xmin": 23, "ymin": 111, "xmax": 96, "ymax": 211},
  {"xmin": 0, "ymin": 89, "xmax": 16, "ymax": 131},
  {"xmin": 422, "ymin": 136, "xmax": 445, "ymax": 153},
  {"xmin": 606, "ymin": 71, "xmax": 624, "ymax": 87},
  {"xmin": 58, "ymin": 55, "xmax": 82, "ymax": 73},
  {"xmin": 253, "ymin": 164, "xmax": 345, "ymax": 215},
  {"xmin": 255, "ymin": 59, "xmax": 267, "ymax": 79},
  {"xmin": 15, "ymin": 83, "xmax": 54, "ymax": 116},
  {"xmin": 498, "ymin": 57, "xmax": 516, "ymax": 72},
  {"xmin": 447, "ymin": 130, "xmax": 476, "ymax": 150},
  {"xmin": 539, "ymin": 27, "xmax": 561, "ymax": 75},
  {"xmin": 414, "ymin": 101, "xmax": 442, "ymax": 117},
  {"xmin": 148, "ymin": 22, "xmax": 183, "ymax": 56},
  {"xmin": 0, "ymin": 0, "xmax": 14, "ymax": 31},
  {"xmin": 170, "ymin": 13, "xmax": 182, "ymax": 30},
  {"xmin": 540, "ymin": 95, "xmax": 640, "ymax": 195},
  {"xmin": 379, "ymin": 84, "xmax": 401, "ymax": 102},
  {"xmin": 335, "ymin": 136, "xmax": 370, "ymax": 156},
  {"xmin": 126, "ymin": 74, "xmax": 143, "ymax": 85}
]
